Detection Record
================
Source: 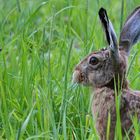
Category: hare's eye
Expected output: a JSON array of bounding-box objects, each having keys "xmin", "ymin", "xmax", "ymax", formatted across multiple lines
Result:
[{"xmin": 89, "ymin": 57, "xmax": 99, "ymax": 65}]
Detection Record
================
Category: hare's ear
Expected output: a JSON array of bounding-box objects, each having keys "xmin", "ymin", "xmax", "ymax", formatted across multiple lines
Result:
[
  {"xmin": 99, "ymin": 8, "xmax": 119, "ymax": 64},
  {"xmin": 119, "ymin": 6, "xmax": 140, "ymax": 55}
]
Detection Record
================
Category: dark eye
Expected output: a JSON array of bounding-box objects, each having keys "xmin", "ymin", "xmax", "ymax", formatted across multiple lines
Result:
[{"xmin": 89, "ymin": 57, "xmax": 99, "ymax": 65}]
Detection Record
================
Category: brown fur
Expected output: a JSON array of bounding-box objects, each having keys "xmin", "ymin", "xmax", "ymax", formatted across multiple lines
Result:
[
  {"xmin": 72, "ymin": 7, "xmax": 140, "ymax": 140},
  {"xmin": 73, "ymin": 49, "xmax": 140, "ymax": 139},
  {"xmin": 92, "ymin": 87, "xmax": 140, "ymax": 140}
]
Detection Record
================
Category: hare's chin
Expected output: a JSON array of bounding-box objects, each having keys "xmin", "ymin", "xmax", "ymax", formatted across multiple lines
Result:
[{"xmin": 81, "ymin": 81, "xmax": 90, "ymax": 86}]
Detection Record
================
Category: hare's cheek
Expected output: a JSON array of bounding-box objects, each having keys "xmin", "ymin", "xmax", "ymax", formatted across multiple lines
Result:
[{"xmin": 88, "ymin": 72, "xmax": 102, "ymax": 86}]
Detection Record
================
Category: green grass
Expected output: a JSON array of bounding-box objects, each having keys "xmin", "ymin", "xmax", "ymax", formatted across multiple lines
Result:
[{"xmin": 0, "ymin": 0, "xmax": 140, "ymax": 139}]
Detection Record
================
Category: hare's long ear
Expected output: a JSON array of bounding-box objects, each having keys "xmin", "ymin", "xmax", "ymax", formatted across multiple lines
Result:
[
  {"xmin": 119, "ymin": 6, "xmax": 140, "ymax": 55},
  {"xmin": 99, "ymin": 8, "xmax": 119, "ymax": 64}
]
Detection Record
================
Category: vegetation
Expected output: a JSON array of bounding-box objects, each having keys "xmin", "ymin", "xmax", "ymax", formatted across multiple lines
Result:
[{"xmin": 0, "ymin": 0, "xmax": 140, "ymax": 139}]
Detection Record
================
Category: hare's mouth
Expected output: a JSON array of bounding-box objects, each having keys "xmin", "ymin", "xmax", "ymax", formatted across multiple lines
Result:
[{"xmin": 72, "ymin": 70, "xmax": 89, "ymax": 85}]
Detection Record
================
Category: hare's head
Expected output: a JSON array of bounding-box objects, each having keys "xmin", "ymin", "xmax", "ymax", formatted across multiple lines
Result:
[
  {"xmin": 72, "ymin": 7, "xmax": 140, "ymax": 88},
  {"xmin": 72, "ymin": 45, "xmax": 127, "ymax": 88}
]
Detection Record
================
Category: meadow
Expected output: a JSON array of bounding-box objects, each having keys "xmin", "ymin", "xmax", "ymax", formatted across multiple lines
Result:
[{"xmin": 0, "ymin": 0, "xmax": 140, "ymax": 139}]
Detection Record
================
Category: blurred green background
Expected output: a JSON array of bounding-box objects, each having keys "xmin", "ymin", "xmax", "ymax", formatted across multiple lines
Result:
[{"xmin": 0, "ymin": 0, "xmax": 140, "ymax": 139}]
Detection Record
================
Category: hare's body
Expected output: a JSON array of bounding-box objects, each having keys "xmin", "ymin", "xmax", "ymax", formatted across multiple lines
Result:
[
  {"xmin": 92, "ymin": 87, "xmax": 116, "ymax": 140},
  {"xmin": 93, "ymin": 87, "xmax": 140, "ymax": 140},
  {"xmin": 72, "ymin": 7, "xmax": 140, "ymax": 139}
]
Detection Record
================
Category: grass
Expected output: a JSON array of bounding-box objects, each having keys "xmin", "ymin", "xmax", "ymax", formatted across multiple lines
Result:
[{"xmin": 0, "ymin": 0, "xmax": 140, "ymax": 139}]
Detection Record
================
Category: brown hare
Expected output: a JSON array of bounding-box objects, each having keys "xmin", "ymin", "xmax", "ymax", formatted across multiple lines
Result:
[{"xmin": 72, "ymin": 7, "xmax": 140, "ymax": 140}]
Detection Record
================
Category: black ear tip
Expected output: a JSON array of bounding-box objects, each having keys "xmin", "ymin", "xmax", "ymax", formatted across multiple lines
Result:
[
  {"xmin": 99, "ymin": 7, "xmax": 106, "ymax": 11},
  {"xmin": 99, "ymin": 7, "xmax": 107, "ymax": 16}
]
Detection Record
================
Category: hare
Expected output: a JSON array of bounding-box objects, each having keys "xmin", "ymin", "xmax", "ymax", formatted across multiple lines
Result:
[{"xmin": 72, "ymin": 7, "xmax": 140, "ymax": 140}]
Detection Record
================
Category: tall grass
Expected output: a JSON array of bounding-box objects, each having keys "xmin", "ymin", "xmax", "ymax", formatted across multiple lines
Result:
[{"xmin": 0, "ymin": 0, "xmax": 140, "ymax": 139}]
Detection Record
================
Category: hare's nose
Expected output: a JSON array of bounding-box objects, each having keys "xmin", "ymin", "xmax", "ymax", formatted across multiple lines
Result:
[
  {"xmin": 72, "ymin": 70, "xmax": 80, "ymax": 83},
  {"xmin": 72, "ymin": 70, "xmax": 85, "ymax": 83}
]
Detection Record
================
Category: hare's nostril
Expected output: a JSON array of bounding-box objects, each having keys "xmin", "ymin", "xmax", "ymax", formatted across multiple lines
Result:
[
  {"xmin": 75, "ymin": 66, "xmax": 80, "ymax": 71},
  {"xmin": 79, "ymin": 73, "xmax": 85, "ymax": 82}
]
